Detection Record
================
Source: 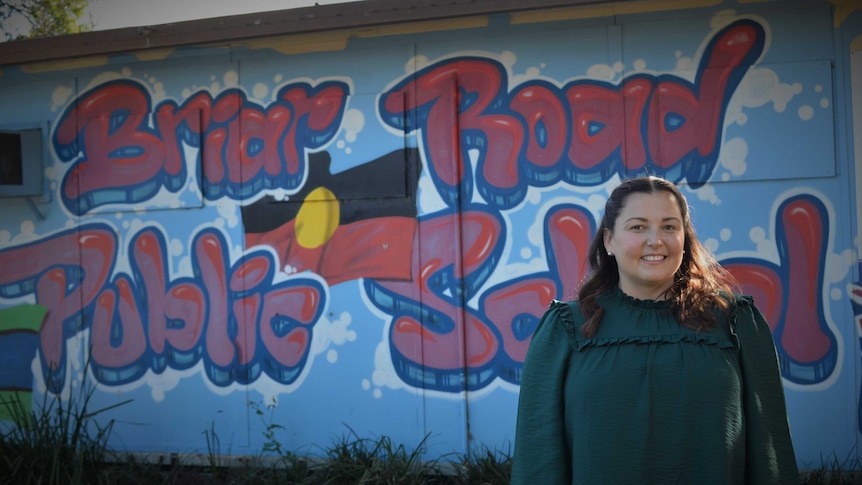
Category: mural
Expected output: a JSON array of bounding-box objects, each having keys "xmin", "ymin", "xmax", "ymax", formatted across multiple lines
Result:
[
  {"xmin": 0, "ymin": 303, "xmax": 45, "ymax": 420},
  {"xmin": 0, "ymin": 3, "xmax": 859, "ymax": 464}
]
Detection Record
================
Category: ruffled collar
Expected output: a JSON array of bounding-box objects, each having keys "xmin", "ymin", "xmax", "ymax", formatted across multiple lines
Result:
[
  {"xmin": 600, "ymin": 285, "xmax": 672, "ymax": 309},
  {"xmin": 565, "ymin": 288, "xmax": 737, "ymax": 352}
]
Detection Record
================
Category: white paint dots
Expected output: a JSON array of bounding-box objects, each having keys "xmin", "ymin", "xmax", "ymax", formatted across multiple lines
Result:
[
  {"xmin": 750, "ymin": 226, "xmax": 775, "ymax": 254},
  {"xmin": 735, "ymin": 68, "xmax": 802, "ymax": 113},
  {"xmin": 20, "ymin": 220, "xmax": 35, "ymax": 237},
  {"xmin": 675, "ymin": 56, "xmax": 694, "ymax": 71},
  {"xmin": 170, "ymin": 238, "xmax": 183, "ymax": 257},
  {"xmin": 253, "ymin": 82, "xmax": 269, "ymax": 99},
  {"xmin": 223, "ymin": 71, "xmax": 239, "ymax": 87},
  {"xmin": 705, "ymin": 238, "xmax": 719, "ymax": 253},
  {"xmin": 587, "ymin": 64, "xmax": 615, "ymax": 81},
  {"xmin": 692, "ymin": 184, "xmax": 720, "ymax": 205},
  {"xmin": 406, "ymin": 55, "xmax": 430, "ymax": 73},
  {"xmin": 719, "ymin": 137, "xmax": 748, "ymax": 176},
  {"xmin": 709, "ymin": 10, "xmax": 741, "ymax": 30},
  {"xmin": 749, "ymin": 226, "xmax": 766, "ymax": 242},
  {"xmin": 51, "ymin": 86, "xmax": 74, "ymax": 112},
  {"xmin": 500, "ymin": 50, "xmax": 517, "ymax": 68},
  {"xmin": 341, "ymin": 109, "xmax": 365, "ymax": 143}
]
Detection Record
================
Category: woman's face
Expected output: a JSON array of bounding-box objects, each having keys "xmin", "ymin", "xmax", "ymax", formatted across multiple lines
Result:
[{"xmin": 603, "ymin": 191, "xmax": 685, "ymax": 300}]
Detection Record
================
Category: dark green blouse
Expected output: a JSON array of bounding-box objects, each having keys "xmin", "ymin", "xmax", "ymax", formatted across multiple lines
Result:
[{"xmin": 511, "ymin": 288, "xmax": 798, "ymax": 485}]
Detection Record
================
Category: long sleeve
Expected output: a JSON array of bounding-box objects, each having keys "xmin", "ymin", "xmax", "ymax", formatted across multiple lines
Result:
[
  {"xmin": 733, "ymin": 296, "xmax": 800, "ymax": 485},
  {"xmin": 511, "ymin": 301, "xmax": 574, "ymax": 485}
]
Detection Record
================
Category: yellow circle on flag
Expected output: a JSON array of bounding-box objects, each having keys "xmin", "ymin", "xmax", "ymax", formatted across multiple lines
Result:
[{"xmin": 295, "ymin": 187, "xmax": 340, "ymax": 249}]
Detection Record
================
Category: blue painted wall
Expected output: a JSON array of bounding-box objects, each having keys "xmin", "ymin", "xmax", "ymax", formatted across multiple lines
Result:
[{"xmin": 0, "ymin": 0, "xmax": 860, "ymax": 468}]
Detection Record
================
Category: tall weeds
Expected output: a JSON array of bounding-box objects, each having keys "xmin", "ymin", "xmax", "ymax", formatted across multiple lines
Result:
[
  {"xmin": 800, "ymin": 452, "xmax": 862, "ymax": 485},
  {"xmin": 2, "ymin": 388, "xmax": 859, "ymax": 485},
  {"xmin": 316, "ymin": 426, "xmax": 441, "ymax": 484},
  {"xmin": 0, "ymin": 364, "xmax": 130, "ymax": 484},
  {"xmin": 452, "ymin": 444, "xmax": 512, "ymax": 485}
]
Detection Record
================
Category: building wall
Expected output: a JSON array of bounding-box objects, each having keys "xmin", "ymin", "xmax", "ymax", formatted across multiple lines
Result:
[{"xmin": 0, "ymin": 0, "xmax": 860, "ymax": 467}]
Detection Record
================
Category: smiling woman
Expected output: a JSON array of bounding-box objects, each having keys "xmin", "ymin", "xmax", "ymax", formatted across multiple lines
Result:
[
  {"xmin": 512, "ymin": 175, "xmax": 799, "ymax": 485},
  {"xmin": 603, "ymin": 190, "xmax": 686, "ymax": 301}
]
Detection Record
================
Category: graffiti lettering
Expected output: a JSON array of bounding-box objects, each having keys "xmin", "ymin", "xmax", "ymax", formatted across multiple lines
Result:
[
  {"xmin": 723, "ymin": 195, "xmax": 837, "ymax": 385},
  {"xmin": 0, "ymin": 226, "xmax": 116, "ymax": 391},
  {"xmin": 379, "ymin": 20, "xmax": 765, "ymax": 209},
  {"xmin": 365, "ymin": 189, "xmax": 837, "ymax": 392},
  {"xmin": 0, "ymin": 224, "xmax": 326, "ymax": 393},
  {"xmin": 54, "ymin": 80, "xmax": 349, "ymax": 214},
  {"xmin": 7, "ymin": 16, "xmax": 838, "ymax": 398},
  {"xmin": 364, "ymin": 205, "xmax": 594, "ymax": 391}
]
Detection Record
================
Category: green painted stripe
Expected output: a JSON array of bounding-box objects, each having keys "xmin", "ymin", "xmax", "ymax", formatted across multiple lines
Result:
[{"xmin": 0, "ymin": 304, "xmax": 47, "ymax": 333}]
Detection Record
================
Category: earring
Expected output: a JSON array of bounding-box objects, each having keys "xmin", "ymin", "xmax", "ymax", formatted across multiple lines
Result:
[{"xmin": 607, "ymin": 251, "xmax": 613, "ymax": 256}]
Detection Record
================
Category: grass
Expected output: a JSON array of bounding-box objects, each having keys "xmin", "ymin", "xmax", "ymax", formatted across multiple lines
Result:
[
  {"xmin": 314, "ymin": 426, "xmax": 442, "ymax": 484},
  {"xmin": 0, "ymin": 390, "xmax": 858, "ymax": 484},
  {"xmin": 452, "ymin": 444, "xmax": 512, "ymax": 485},
  {"xmin": 0, "ymin": 366, "xmax": 131, "ymax": 484},
  {"xmin": 800, "ymin": 453, "xmax": 862, "ymax": 485}
]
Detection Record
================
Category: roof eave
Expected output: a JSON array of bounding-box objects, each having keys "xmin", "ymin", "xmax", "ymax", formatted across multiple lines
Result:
[{"xmin": 0, "ymin": 0, "xmax": 633, "ymax": 67}]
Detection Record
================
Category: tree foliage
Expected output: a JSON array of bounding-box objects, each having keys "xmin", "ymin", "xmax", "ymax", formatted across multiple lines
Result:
[{"xmin": 0, "ymin": 0, "xmax": 92, "ymax": 40}]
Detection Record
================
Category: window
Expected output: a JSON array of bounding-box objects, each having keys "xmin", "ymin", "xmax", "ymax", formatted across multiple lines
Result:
[{"xmin": 0, "ymin": 123, "xmax": 47, "ymax": 199}]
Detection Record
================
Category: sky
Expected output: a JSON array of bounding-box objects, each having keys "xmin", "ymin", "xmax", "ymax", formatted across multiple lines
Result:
[{"xmin": 85, "ymin": 0, "xmax": 363, "ymax": 31}]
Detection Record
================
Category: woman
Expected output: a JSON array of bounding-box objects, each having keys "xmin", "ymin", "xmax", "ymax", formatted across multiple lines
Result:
[{"xmin": 511, "ymin": 176, "xmax": 798, "ymax": 484}]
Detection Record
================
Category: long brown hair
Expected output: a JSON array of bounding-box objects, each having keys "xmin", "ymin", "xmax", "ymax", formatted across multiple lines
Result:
[{"xmin": 577, "ymin": 176, "xmax": 738, "ymax": 337}]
